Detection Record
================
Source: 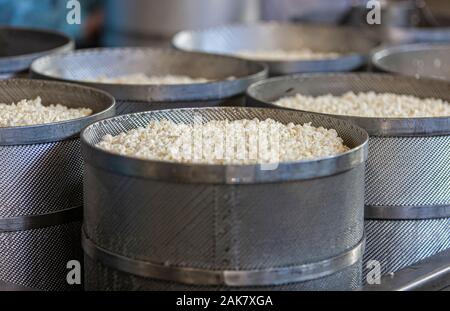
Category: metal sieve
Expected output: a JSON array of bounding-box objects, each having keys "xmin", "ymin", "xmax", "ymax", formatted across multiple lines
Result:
[
  {"xmin": 81, "ymin": 107, "xmax": 368, "ymax": 290},
  {"xmin": 246, "ymin": 73, "xmax": 450, "ymax": 280},
  {"xmin": 372, "ymin": 43, "xmax": 450, "ymax": 81},
  {"xmin": 0, "ymin": 27, "xmax": 74, "ymax": 77},
  {"xmin": 30, "ymin": 47, "xmax": 268, "ymax": 115},
  {"xmin": 0, "ymin": 79, "xmax": 115, "ymax": 290},
  {"xmin": 172, "ymin": 22, "xmax": 378, "ymax": 76}
]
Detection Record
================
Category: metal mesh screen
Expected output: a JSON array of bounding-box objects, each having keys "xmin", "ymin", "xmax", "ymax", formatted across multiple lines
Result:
[
  {"xmin": 363, "ymin": 218, "xmax": 450, "ymax": 279},
  {"xmin": 366, "ymin": 136, "xmax": 450, "ymax": 207},
  {"xmin": 84, "ymin": 164, "xmax": 364, "ymax": 271},
  {"xmin": 0, "ymin": 139, "xmax": 83, "ymax": 218},
  {"xmin": 115, "ymin": 97, "xmax": 244, "ymax": 115},
  {"xmin": 0, "ymin": 221, "xmax": 83, "ymax": 291}
]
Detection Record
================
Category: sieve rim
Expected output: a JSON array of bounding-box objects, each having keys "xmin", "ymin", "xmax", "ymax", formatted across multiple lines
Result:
[
  {"xmin": 30, "ymin": 47, "xmax": 268, "ymax": 101},
  {"xmin": 81, "ymin": 107, "xmax": 368, "ymax": 184},
  {"xmin": 0, "ymin": 79, "xmax": 116, "ymax": 145},
  {"xmin": 365, "ymin": 204, "xmax": 450, "ymax": 220},
  {"xmin": 0, "ymin": 26, "xmax": 74, "ymax": 74},
  {"xmin": 0, "ymin": 205, "xmax": 82, "ymax": 232},
  {"xmin": 371, "ymin": 43, "xmax": 450, "ymax": 80},
  {"xmin": 172, "ymin": 22, "xmax": 378, "ymax": 75},
  {"xmin": 246, "ymin": 73, "xmax": 450, "ymax": 136}
]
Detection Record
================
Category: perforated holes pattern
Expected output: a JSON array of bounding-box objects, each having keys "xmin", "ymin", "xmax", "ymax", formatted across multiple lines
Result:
[
  {"xmin": 0, "ymin": 139, "xmax": 83, "ymax": 218},
  {"xmin": 0, "ymin": 222, "xmax": 83, "ymax": 291},
  {"xmin": 365, "ymin": 136, "xmax": 450, "ymax": 207},
  {"xmin": 363, "ymin": 218, "xmax": 450, "ymax": 278}
]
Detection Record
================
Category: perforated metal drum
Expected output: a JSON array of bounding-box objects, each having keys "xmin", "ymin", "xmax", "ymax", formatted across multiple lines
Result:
[
  {"xmin": 30, "ymin": 48, "xmax": 267, "ymax": 115},
  {"xmin": 246, "ymin": 73, "xmax": 450, "ymax": 281},
  {"xmin": 372, "ymin": 43, "xmax": 450, "ymax": 81},
  {"xmin": 0, "ymin": 27, "xmax": 73, "ymax": 78},
  {"xmin": 81, "ymin": 107, "xmax": 368, "ymax": 291},
  {"xmin": 172, "ymin": 22, "xmax": 378, "ymax": 76},
  {"xmin": 0, "ymin": 79, "xmax": 115, "ymax": 291}
]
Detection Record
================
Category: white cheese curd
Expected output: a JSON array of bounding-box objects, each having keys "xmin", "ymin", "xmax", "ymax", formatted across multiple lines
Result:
[
  {"xmin": 96, "ymin": 118, "xmax": 349, "ymax": 164},
  {"xmin": 0, "ymin": 97, "xmax": 92, "ymax": 127},
  {"xmin": 235, "ymin": 49, "xmax": 341, "ymax": 61},
  {"xmin": 274, "ymin": 92, "xmax": 450, "ymax": 118},
  {"xmin": 93, "ymin": 73, "xmax": 210, "ymax": 85}
]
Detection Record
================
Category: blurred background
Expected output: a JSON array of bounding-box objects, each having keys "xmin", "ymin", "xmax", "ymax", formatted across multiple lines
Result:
[{"xmin": 0, "ymin": 0, "xmax": 449, "ymax": 47}]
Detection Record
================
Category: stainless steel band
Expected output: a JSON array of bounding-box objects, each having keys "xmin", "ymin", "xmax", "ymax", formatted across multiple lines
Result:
[
  {"xmin": 365, "ymin": 204, "xmax": 450, "ymax": 220},
  {"xmin": 0, "ymin": 206, "xmax": 82, "ymax": 232},
  {"xmin": 82, "ymin": 230, "xmax": 365, "ymax": 287}
]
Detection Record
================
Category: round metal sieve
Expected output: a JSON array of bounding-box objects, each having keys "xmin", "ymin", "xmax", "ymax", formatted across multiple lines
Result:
[
  {"xmin": 0, "ymin": 27, "xmax": 74, "ymax": 75},
  {"xmin": 0, "ymin": 79, "xmax": 115, "ymax": 145},
  {"xmin": 247, "ymin": 73, "xmax": 450, "ymax": 136},
  {"xmin": 246, "ymin": 73, "xmax": 450, "ymax": 279},
  {"xmin": 0, "ymin": 79, "xmax": 115, "ymax": 290},
  {"xmin": 30, "ymin": 47, "xmax": 268, "ymax": 115},
  {"xmin": 81, "ymin": 107, "xmax": 368, "ymax": 184},
  {"xmin": 172, "ymin": 22, "xmax": 379, "ymax": 76},
  {"xmin": 82, "ymin": 107, "xmax": 367, "ymax": 290}
]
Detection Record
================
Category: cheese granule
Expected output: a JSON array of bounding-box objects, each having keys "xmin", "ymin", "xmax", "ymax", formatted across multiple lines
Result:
[
  {"xmin": 236, "ymin": 49, "xmax": 341, "ymax": 61},
  {"xmin": 94, "ymin": 73, "xmax": 210, "ymax": 85},
  {"xmin": 0, "ymin": 97, "xmax": 92, "ymax": 127},
  {"xmin": 96, "ymin": 118, "xmax": 349, "ymax": 164},
  {"xmin": 274, "ymin": 92, "xmax": 450, "ymax": 118}
]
